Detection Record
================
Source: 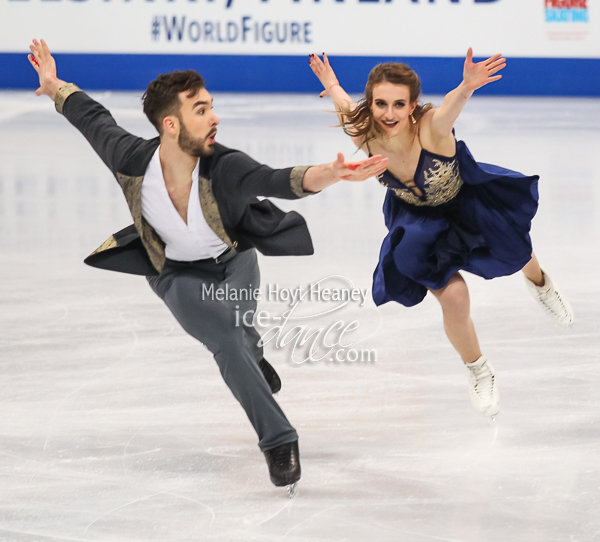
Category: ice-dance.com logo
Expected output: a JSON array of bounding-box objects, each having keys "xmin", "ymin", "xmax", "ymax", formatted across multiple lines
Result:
[{"xmin": 202, "ymin": 275, "xmax": 378, "ymax": 365}]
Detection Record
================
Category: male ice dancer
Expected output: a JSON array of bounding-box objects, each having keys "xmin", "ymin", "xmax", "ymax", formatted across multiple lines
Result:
[{"xmin": 27, "ymin": 39, "xmax": 388, "ymax": 496}]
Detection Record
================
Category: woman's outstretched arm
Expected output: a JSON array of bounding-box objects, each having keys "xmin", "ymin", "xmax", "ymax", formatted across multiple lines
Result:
[
  {"xmin": 428, "ymin": 48, "xmax": 506, "ymax": 138},
  {"xmin": 308, "ymin": 53, "xmax": 363, "ymax": 147}
]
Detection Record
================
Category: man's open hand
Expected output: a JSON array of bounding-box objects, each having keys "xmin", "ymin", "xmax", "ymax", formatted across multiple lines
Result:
[
  {"xmin": 28, "ymin": 39, "xmax": 66, "ymax": 100},
  {"xmin": 302, "ymin": 153, "xmax": 389, "ymax": 193},
  {"xmin": 332, "ymin": 153, "xmax": 389, "ymax": 182}
]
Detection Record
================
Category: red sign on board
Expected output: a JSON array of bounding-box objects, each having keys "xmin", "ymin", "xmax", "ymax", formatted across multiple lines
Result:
[{"xmin": 545, "ymin": 0, "xmax": 587, "ymax": 8}]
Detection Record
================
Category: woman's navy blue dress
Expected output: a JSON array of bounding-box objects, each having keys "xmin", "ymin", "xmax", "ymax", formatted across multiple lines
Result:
[{"xmin": 372, "ymin": 139, "xmax": 539, "ymax": 307}]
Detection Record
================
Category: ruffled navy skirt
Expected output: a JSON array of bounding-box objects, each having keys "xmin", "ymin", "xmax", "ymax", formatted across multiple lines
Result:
[{"xmin": 372, "ymin": 141, "xmax": 539, "ymax": 307}]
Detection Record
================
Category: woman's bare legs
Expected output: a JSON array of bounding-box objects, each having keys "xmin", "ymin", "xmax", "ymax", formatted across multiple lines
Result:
[
  {"xmin": 429, "ymin": 272, "xmax": 482, "ymax": 364},
  {"xmin": 522, "ymin": 252, "xmax": 544, "ymax": 286},
  {"xmin": 430, "ymin": 272, "xmax": 499, "ymax": 416}
]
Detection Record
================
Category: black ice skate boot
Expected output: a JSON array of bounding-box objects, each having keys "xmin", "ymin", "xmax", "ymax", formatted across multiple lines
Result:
[
  {"xmin": 263, "ymin": 440, "xmax": 301, "ymax": 497},
  {"xmin": 259, "ymin": 358, "xmax": 281, "ymax": 394}
]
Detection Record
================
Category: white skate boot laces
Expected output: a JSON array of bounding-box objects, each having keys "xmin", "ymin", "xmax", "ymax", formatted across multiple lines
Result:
[
  {"xmin": 465, "ymin": 356, "xmax": 500, "ymax": 417},
  {"xmin": 525, "ymin": 270, "xmax": 574, "ymax": 327}
]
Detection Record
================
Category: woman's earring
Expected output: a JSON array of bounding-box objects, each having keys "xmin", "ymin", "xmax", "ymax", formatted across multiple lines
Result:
[{"xmin": 410, "ymin": 114, "xmax": 416, "ymax": 125}]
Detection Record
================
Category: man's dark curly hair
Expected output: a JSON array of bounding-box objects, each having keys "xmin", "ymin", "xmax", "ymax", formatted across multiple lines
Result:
[{"xmin": 142, "ymin": 70, "xmax": 206, "ymax": 134}]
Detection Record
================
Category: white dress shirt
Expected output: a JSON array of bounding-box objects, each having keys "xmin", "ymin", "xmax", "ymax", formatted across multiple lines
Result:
[{"xmin": 141, "ymin": 147, "xmax": 228, "ymax": 261}]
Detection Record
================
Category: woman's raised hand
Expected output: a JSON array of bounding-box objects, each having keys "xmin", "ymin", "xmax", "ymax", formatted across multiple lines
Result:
[
  {"xmin": 308, "ymin": 53, "xmax": 339, "ymax": 98},
  {"xmin": 462, "ymin": 48, "xmax": 506, "ymax": 93}
]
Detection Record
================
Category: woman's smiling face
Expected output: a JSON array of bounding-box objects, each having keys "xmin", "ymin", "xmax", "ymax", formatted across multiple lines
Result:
[{"xmin": 371, "ymin": 82, "xmax": 416, "ymax": 136}]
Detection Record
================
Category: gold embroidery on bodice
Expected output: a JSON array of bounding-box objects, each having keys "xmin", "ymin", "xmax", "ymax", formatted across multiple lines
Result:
[{"xmin": 378, "ymin": 157, "xmax": 464, "ymax": 207}]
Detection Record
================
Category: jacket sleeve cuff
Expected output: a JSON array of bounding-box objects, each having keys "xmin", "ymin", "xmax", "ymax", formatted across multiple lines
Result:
[
  {"xmin": 54, "ymin": 83, "xmax": 83, "ymax": 114},
  {"xmin": 290, "ymin": 166, "xmax": 316, "ymax": 198}
]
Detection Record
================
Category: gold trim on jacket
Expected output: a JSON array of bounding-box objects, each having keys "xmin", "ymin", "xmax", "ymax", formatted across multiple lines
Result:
[
  {"xmin": 55, "ymin": 84, "xmax": 82, "ymax": 114},
  {"xmin": 199, "ymin": 175, "xmax": 235, "ymax": 248},
  {"xmin": 116, "ymin": 173, "xmax": 167, "ymax": 272},
  {"xmin": 290, "ymin": 166, "xmax": 312, "ymax": 198}
]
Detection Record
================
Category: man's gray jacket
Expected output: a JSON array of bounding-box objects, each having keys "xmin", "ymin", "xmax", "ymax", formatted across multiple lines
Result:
[{"xmin": 55, "ymin": 84, "xmax": 315, "ymax": 276}]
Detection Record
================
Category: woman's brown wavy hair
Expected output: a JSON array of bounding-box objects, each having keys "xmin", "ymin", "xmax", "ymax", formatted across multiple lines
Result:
[{"xmin": 340, "ymin": 63, "xmax": 433, "ymax": 145}]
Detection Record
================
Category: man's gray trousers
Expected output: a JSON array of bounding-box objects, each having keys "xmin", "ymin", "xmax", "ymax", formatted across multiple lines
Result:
[{"xmin": 148, "ymin": 249, "xmax": 298, "ymax": 451}]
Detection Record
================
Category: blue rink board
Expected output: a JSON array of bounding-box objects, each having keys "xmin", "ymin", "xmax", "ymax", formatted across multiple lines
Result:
[{"xmin": 1, "ymin": 53, "xmax": 599, "ymax": 96}]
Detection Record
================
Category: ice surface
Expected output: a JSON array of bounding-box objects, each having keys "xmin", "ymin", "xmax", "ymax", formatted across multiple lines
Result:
[{"xmin": 0, "ymin": 90, "xmax": 599, "ymax": 541}]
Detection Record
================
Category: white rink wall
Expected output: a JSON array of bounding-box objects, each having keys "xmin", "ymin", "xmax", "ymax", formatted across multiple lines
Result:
[{"xmin": 1, "ymin": 0, "xmax": 598, "ymax": 94}]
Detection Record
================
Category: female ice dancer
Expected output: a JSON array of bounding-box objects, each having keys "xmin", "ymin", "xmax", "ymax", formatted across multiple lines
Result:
[{"xmin": 308, "ymin": 50, "xmax": 574, "ymax": 417}]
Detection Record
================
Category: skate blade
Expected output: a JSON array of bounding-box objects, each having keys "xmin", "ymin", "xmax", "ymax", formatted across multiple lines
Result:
[{"xmin": 286, "ymin": 482, "xmax": 298, "ymax": 498}]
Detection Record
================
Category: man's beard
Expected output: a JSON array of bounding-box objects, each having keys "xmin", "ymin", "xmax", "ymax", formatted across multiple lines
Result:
[{"xmin": 177, "ymin": 116, "xmax": 216, "ymax": 157}]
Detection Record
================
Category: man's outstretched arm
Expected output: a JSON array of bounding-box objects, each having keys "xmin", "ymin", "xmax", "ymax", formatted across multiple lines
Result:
[
  {"xmin": 28, "ymin": 39, "xmax": 146, "ymax": 177},
  {"xmin": 217, "ymin": 149, "xmax": 389, "ymax": 203}
]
